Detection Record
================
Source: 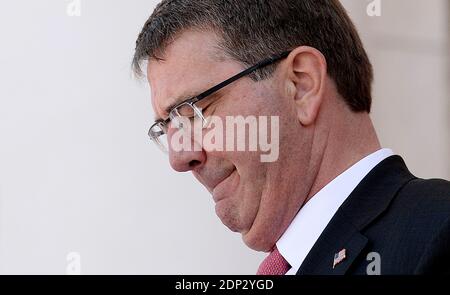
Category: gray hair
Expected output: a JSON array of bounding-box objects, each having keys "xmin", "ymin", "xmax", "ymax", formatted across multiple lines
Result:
[{"xmin": 133, "ymin": 0, "xmax": 373, "ymax": 112}]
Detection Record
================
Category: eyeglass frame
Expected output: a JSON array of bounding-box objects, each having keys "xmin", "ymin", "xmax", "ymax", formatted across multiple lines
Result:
[{"xmin": 148, "ymin": 50, "xmax": 292, "ymax": 150}]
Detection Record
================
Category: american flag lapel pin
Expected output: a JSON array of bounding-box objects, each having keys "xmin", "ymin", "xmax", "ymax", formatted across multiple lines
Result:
[{"xmin": 333, "ymin": 249, "xmax": 347, "ymax": 269}]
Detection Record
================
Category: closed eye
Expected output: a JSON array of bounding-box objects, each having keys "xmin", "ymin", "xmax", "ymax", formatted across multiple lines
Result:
[{"xmin": 195, "ymin": 93, "xmax": 222, "ymax": 115}]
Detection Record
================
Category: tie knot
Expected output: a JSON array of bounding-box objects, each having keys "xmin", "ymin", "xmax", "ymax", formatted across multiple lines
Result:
[{"xmin": 257, "ymin": 246, "xmax": 291, "ymax": 275}]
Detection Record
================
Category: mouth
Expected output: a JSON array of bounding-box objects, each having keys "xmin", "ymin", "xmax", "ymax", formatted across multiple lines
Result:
[{"xmin": 212, "ymin": 168, "xmax": 237, "ymax": 203}]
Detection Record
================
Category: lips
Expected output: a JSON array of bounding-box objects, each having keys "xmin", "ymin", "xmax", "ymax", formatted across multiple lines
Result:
[
  {"xmin": 192, "ymin": 166, "xmax": 237, "ymax": 202},
  {"xmin": 212, "ymin": 168, "xmax": 237, "ymax": 203}
]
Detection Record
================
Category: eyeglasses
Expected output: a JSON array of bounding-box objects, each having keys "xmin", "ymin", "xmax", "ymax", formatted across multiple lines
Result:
[{"xmin": 148, "ymin": 50, "xmax": 292, "ymax": 153}]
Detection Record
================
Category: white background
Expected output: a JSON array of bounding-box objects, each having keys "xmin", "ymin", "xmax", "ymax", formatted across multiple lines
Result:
[{"xmin": 0, "ymin": 0, "xmax": 448, "ymax": 274}]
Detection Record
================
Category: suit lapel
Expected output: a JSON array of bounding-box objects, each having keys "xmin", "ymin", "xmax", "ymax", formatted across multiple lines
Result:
[
  {"xmin": 296, "ymin": 216, "xmax": 368, "ymax": 275},
  {"xmin": 296, "ymin": 155, "xmax": 416, "ymax": 275}
]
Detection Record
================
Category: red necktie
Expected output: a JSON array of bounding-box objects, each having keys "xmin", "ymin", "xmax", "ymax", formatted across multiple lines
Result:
[{"xmin": 256, "ymin": 246, "xmax": 291, "ymax": 275}]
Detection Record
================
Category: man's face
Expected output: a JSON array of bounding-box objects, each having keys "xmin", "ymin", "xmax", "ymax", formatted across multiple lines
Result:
[{"xmin": 147, "ymin": 30, "xmax": 315, "ymax": 251}]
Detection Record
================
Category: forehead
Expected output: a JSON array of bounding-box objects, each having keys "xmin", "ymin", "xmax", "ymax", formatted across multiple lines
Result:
[{"xmin": 147, "ymin": 30, "xmax": 240, "ymax": 119}]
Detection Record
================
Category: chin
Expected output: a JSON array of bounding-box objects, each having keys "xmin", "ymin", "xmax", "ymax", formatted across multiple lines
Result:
[
  {"xmin": 241, "ymin": 227, "xmax": 276, "ymax": 252},
  {"xmin": 215, "ymin": 198, "xmax": 243, "ymax": 233}
]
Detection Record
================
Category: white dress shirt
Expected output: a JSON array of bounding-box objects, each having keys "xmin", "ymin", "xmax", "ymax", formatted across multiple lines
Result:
[{"xmin": 276, "ymin": 148, "xmax": 395, "ymax": 275}]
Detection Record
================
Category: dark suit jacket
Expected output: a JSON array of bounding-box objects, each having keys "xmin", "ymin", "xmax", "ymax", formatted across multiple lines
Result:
[{"xmin": 296, "ymin": 155, "xmax": 450, "ymax": 275}]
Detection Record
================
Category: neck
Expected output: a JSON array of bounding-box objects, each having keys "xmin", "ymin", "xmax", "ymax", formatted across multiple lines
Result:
[{"xmin": 306, "ymin": 110, "xmax": 381, "ymax": 202}]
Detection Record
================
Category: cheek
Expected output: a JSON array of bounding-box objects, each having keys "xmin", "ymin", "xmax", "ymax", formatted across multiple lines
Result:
[{"xmin": 238, "ymin": 167, "xmax": 268, "ymax": 223}]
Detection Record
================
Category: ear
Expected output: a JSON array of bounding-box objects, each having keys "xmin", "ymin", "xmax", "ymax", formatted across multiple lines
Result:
[{"xmin": 284, "ymin": 46, "xmax": 327, "ymax": 126}]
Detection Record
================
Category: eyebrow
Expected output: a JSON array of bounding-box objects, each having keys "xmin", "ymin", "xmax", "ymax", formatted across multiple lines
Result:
[
  {"xmin": 154, "ymin": 92, "xmax": 197, "ymax": 122},
  {"xmin": 154, "ymin": 87, "xmax": 224, "ymax": 122}
]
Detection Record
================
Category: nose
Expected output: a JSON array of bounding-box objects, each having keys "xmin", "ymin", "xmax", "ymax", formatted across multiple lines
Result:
[{"xmin": 167, "ymin": 127, "xmax": 206, "ymax": 172}]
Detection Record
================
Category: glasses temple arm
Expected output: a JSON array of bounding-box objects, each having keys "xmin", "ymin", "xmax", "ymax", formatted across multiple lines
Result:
[{"xmin": 193, "ymin": 50, "xmax": 292, "ymax": 102}]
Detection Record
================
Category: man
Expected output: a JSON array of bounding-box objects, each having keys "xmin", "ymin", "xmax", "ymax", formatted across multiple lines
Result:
[{"xmin": 132, "ymin": 0, "xmax": 450, "ymax": 274}]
